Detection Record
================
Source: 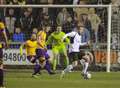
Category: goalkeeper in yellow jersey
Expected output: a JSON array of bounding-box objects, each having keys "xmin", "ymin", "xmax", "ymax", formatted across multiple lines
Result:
[
  {"xmin": 0, "ymin": 19, "xmax": 8, "ymax": 88},
  {"xmin": 46, "ymin": 25, "xmax": 70, "ymax": 71}
]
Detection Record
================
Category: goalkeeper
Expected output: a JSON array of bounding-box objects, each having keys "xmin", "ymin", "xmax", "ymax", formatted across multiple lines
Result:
[{"xmin": 46, "ymin": 25, "xmax": 70, "ymax": 71}]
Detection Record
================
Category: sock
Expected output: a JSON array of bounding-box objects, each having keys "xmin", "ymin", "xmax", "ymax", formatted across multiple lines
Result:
[
  {"xmin": 64, "ymin": 56, "xmax": 69, "ymax": 67},
  {"xmin": 64, "ymin": 65, "xmax": 73, "ymax": 73},
  {"xmin": 80, "ymin": 59, "xmax": 85, "ymax": 73},
  {"xmin": 33, "ymin": 64, "xmax": 41, "ymax": 75},
  {"xmin": 44, "ymin": 61, "xmax": 52, "ymax": 74},
  {"xmin": 83, "ymin": 62, "xmax": 89, "ymax": 74},
  {"xmin": 53, "ymin": 58, "xmax": 57, "ymax": 71},
  {"xmin": 80, "ymin": 59, "xmax": 85, "ymax": 66},
  {"xmin": 0, "ymin": 69, "xmax": 3, "ymax": 87}
]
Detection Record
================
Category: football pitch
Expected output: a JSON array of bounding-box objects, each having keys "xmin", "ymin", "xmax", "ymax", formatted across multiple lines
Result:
[{"xmin": 5, "ymin": 70, "xmax": 120, "ymax": 88}]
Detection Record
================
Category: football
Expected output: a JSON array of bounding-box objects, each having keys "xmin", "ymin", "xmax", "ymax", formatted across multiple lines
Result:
[{"xmin": 87, "ymin": 73, "xmax": 92, "ymax": 79}]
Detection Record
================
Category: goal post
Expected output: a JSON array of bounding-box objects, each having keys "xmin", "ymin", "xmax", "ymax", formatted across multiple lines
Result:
[
  {"xmin": 0, "ymin": 4, "xmax": 112, "ymax": 72},
  {"xmin": 107, "ymin": 5, "xmax": 112, "ymax": 72}
]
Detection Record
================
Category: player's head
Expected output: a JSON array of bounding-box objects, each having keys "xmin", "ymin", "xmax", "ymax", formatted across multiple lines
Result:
[
  {"xmin": 32, "ymin": 28, "xmax": 38, "ymax": 34},
  {"xmin": 55, "ymin": 25, "xmax": 62, "ymax": 33},
  {"xmin": 42, "ymin": 25, "xmax": 51, "ymax": 33},
  {"xmin": 31, "ymin": 34, "xmax": 37, "ymax": 41},
  {"xmin": 77, "ymin": 22, "xmax": 85, "ymax": 34}
]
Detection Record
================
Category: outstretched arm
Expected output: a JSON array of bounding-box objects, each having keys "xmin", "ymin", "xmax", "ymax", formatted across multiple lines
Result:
[
  {"xmin": 20, "ymin": 42, "xmax": 27, "ymax": 56},
  {"xmin": 62, "ymin": 31, "xmax": 76, "ymax": 41}
]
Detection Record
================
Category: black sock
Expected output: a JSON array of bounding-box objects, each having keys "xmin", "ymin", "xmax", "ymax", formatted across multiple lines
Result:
[{"xmin": 0, "ymin": 69, "xmax": 3, "ymax": 87}]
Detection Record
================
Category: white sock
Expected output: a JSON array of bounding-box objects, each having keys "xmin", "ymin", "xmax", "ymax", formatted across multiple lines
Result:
[
  {"xmin": 64, "ymin": 65, "xmax": 73, "ymax": 73},
  {"xmin": 80, "ymin": 59, "xmax": 85, "ymax": 73},
  {"xmin": 83, "ymin": 62, "xmax": 89, "ymax": 74},
  {"xmin": 80, "ymin": 59, "xmax": 85, "ymax": 66}
]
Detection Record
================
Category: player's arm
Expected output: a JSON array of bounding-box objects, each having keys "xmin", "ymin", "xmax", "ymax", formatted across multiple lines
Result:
[
  {"xmin": 62, "ymin": 31, "xmax": 76, "ymax": 41},
  {"xmin": 62, "ymin": 32, "xmax": 70, "ymax": 45},
  {"xmin": 37, "ymin": 34, "xmax": 46, "ymax": 48},
  {"xmin": 64, "ymin": 37, "xmax": 70, "ymax": 45},
  {"xmin": 80, "ymin": 42, "xmax": 88, "ymax": 46},
  {"xmin": 2, "ymin": 30, "xmax": 8, "ymax": 45},
  {"xmin": 19, "ymin": 42, "xmax": 27, "ymax": 56},
  {"xmin": 1, "ymin": 24, "xmax": 8, "ymax": 48},
  {"xmin": 46, "ymin": 34, "xmax": 53, "ymax": 45}
]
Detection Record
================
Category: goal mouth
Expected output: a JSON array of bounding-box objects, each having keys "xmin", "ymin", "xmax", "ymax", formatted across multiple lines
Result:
[{"xmin": 0, "ymin": 4, "xmax": 114, "ymax": 72}]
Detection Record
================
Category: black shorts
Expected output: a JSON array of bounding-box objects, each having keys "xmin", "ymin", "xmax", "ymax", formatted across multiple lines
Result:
[
  {"xmin": 0, "ymin": 48, "xmax": 3, "ymax": 58},
  {"xmin": 69, "ymin": 52, "xmax": 80, "ymax": 62},
  {"xmin": 0, "ymin": 48, "xmax": 3, "ymax": 65}
]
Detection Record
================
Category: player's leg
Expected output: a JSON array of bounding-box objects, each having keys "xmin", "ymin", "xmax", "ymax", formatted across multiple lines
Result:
[
  {"xmin": 44, "ymin": 52, "xmax": 55, "ymax": 74},
  {"xmin": 27, "ymin": 56, "xmax": 41, "ymax": 76},
  {"xmin": 80, "ymin": 59, "xmax": 85, "ymax": 75},
  {"xmin": 59, "ymin": 46, "xmax": 69, "ymax": 67},
  {"xmin": 32, "ymin": 49, "xmax": 46, "ymax": 76},
  {"xmin": 83, "ymin": 55, "xmax": 90, "ymax": 74},
  {"xmin": 0, "ymin": 48, "xmax": 4, "ymax": 87},
  {"xmin": 52, "ymin": 47, "xmax": 59, "ymax": 71},
  {"xmin": 60, "ymin": 52, "xmax": 78, "ymax": 78},
  {"xmin": 80, "ymin": 54, "xmax": 90, "ymax": 79},
  {"xmin": 63, "ymin": 52, "xmax": 78, "ymax": 73},
  {"xmin": 33, "ymin": 60, "xmax": 41, "ymax": 76}
]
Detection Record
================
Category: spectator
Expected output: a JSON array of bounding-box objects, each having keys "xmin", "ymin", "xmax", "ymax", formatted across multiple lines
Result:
[
  {"xmin": 17, "ymin": 8, "xmax": 35, "ymax": 38},
  {"xmin": 54, "ymin": 0, "xmax": 64, "ymax": 4},
  {"xmin": 26, "ymin": 0, "xmax": 35, "ymax": 4},
  {"xmin": 7, "ymin": 0, "xmax": 26, "ymax": 4},
  {"xmin": 48, "ymin": 0, "xmax": 58, "ymax": 26},
  {"xmin": 41, "ymin": 13, "xmax": 53, "ymax": 27},
  {"xmin": 62, "ymin": 15, "xmax": 78, "ymax": 33},
  {"xmin": 0, "ymin": 0, "xmax": 5, "ymax": 4},
  {"xmin": 18, "ymin": 0, "xmax": 26, "ymax": 5},
  {"xmin": 13, "ymin": 27, "xmax": 25, "ymax": 42},
  {"xmin": 9, "ymin": 0, "xmax": 19, "ymax": 4},
  {"xmin": 111, "ymin": 0, "xmax": 120, "ymax": 49},
  {"xmin": 38, "ymin": 0, "xmax": 48, "ymax": 4},
  {"xmin": 73, "ymin": 0, "xmax": 80, "ymax": 5},
  {"xmin": 88, "ymin": 8, "xmax": 101, "ymax": 44},
  {"xmin": 62, "ymin": 16, "xmax": 72, "ymax": 33},
  {"xmin": 80, "ymin": 14, "xmax": 92, "ymax": 38},
  {"xmin": 56, "ymin": 8, "xmax": 70, "ymax": 26},
  {"xmin": 78, "ymin": 22, "xmax": 90, "ymax": 43},
  {"xmin": 0, "ymin": 0, "xmax": 5, "ymax": 21},
  {"xmin": 48, "ymin": 0, "xmax": 54, "ymax": 4},
  {"xmin": 73, "ymin": 1, "xmax": 89, "ymax": 21},
  {"xmin": 5, "ymin": 8, "xmax": 16, "ymax": 34},
  {"xmin": 6, "ymin": 0, "xmax": 22, "ymax": 19}
]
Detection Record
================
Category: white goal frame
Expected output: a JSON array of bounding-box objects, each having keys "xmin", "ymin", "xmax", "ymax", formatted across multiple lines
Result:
[{"xmin": 0, "ymin": 4, "xmax": 112, "ymax": 72}]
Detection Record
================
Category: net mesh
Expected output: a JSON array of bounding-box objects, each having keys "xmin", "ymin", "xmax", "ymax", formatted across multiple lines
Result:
[{"xmin": 0, "ymin": 5, "xmax": 119, "ymax": 70}]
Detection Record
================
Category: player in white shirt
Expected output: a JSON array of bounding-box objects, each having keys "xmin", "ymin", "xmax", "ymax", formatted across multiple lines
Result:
[{"xmin": 60, "ymin": 25, "xmax": 93, "ymax": 79}]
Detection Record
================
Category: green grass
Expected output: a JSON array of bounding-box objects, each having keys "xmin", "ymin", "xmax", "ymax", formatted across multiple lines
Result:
[{"xmin": 5, "ymin": 71, "xmax": 120, "ymax": 88}]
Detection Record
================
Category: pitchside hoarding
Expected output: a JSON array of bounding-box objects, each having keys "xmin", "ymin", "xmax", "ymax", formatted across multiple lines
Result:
[{"xmin": 2, "ymin": 49, "xmax": 120, "ymax": 65}]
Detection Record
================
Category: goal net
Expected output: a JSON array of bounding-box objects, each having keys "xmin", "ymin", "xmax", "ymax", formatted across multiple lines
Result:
[{"xmin": 0, "ymin": 5, "xmax": 115, "ymax": 72}]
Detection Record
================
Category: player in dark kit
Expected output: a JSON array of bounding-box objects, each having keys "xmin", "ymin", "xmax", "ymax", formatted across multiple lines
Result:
[{"xmin": 0, "ymin": 19, "xmax": 8, "ymax": 88}]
